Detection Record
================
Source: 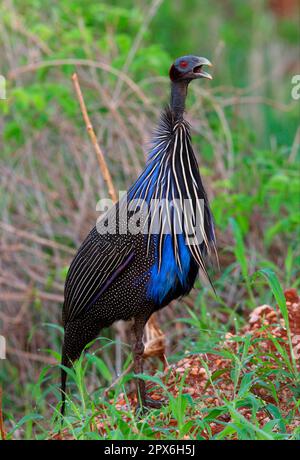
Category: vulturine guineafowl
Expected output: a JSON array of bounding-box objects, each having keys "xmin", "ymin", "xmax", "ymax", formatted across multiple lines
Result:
[{"xmin": 61, "ymin": 55, "xmax": 217, "ymax": 416}]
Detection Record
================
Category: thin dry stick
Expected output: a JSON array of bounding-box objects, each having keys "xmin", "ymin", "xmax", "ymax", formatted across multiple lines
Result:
[
  {"xmin": 0, "ymin": 286, "xmax": 32, "ymax": 325},
  {"xmin": 0, "ymin": 222, "xmax": 75, "ymax": 255},
  {"xmin": 72, "ymin": 73, "xmax": 124, "ymax": 374},
  {"xmin": 0, "ymin": 386, "xmax": 6, "ymax": 440},
  {"xmin": 72, "ymin": 73, "xmax": 117, "ymax": 203},
  {"xmin": 71, "ymin": 73, "xmax": 165, "ymax": 368},
  {"xmin": 0, "ymin": 291, "xmax": 64, "ymax": 304},
  {"xmin": 6, "ymin": 347, "xmax": 57, "ymax": 365},
  {"xmin": 8, "ymin": 59, "xmax": 150, "ymax": 106}
]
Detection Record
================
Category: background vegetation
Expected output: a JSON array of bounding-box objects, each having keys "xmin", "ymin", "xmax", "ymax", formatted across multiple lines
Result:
[{"xmin": 0, "ymin": 0, "xmax": 299, "ymax": 440}]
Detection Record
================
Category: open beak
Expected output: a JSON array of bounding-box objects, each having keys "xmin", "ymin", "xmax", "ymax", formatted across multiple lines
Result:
[{"xmin": 192, "ymin": 57, "xmax": 213, "ymax": 80}]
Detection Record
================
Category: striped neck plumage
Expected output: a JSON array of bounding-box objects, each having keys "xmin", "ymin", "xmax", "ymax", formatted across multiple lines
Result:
[
  {"xmin": 127, "ymin": 89, "xmax": 217, "ymax": 294},
  {"xmin": 128, "ymin": 61, "xmax": 217, "ymax": 297}
]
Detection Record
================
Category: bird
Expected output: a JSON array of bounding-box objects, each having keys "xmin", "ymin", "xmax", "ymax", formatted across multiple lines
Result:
[{"xmin": 60, "ymin": 55, "xmax": 217, "ymax": 417}]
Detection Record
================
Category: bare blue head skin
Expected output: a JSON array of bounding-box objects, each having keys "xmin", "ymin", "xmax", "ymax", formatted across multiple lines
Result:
[{"xmin": 169, "ymin": 55, "xmax": 212, "ymax": 119}]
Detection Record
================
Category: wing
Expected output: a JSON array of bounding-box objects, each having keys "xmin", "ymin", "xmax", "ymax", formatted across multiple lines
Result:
[{"xmin": 63, "ymin": 227, "xmax": 134, "ymax": 324}]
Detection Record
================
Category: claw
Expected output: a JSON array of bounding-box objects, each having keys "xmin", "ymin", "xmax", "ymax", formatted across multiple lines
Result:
[{"xmin": 135, "ymin": 396, "xmax": 165, "ymax": 416}]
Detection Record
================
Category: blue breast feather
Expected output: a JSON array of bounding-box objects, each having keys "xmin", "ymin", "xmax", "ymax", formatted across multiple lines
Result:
[
  {"xmin": 147, "ymin": 233, "xmax": 191, "ymax": 304},
  {"xmin": 127, "ymin": 112, "xmax": 212, "ymax": 305},
  {"xmin": 129, "ymin": 142, "xmax": 192, "ymax": 304}
]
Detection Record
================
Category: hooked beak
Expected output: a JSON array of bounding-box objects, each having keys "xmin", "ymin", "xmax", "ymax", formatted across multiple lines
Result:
[{"xmin": 192, "ymin": 57, "xmax": 213, "ymax": 80}]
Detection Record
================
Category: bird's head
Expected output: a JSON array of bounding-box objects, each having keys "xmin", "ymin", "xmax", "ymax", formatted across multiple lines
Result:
[{"xmin": 169, "ymin": 55, "xmax": 212, "ymax": 83}]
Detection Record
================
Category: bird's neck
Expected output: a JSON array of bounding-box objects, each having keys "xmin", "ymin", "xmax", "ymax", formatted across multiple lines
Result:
[{"xmin": 170, "ymin": 80, "xmax": 189, "ymax": 120}]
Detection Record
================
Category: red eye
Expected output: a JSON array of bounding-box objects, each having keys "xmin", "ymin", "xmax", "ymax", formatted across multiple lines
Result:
[{"xmin": 179, "ymin": 61, "xmax": 188, "ymax": 68}]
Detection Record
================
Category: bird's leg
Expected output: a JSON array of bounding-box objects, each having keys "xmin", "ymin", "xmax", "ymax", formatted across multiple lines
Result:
[
  {"xmin": 132, "ymin": 317, "xmax": 146, "ymax": 406},
  {"xmin": 132, "ymin": 316, "xmax": 162, "ymax": 412}
]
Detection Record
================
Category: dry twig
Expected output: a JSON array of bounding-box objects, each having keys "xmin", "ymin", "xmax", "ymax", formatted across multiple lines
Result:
[
  {"xmin": 8, "ymin": 59, "xmax": 150, "ymax": 106},
  {"xmin": 6, "ymin": 347, "xmax": 57, "ymax": 365},
  {"xmin": 72, "ymin": 73, "xmax": 118, "ymax": 203},
  {"xmin": 0, "ymin": 222, "xmax": 75, "ymax": 255},
  {"xmin": 71, "ymin": 73, "xmax": 166, "ymax": 368}
]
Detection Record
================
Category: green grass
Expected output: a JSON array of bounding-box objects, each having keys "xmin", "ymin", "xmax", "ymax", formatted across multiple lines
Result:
[
  {"xmin": 3, "ymin": 271, "xmax": 299, "ymax": 441},
  {"xmin": 1, "ymin": 146, "xmax": 299, "ymax": 441}
]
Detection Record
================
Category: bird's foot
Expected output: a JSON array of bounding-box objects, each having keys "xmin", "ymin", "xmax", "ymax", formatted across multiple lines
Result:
[
  {"xmin": 135, "ymin": 395, "xmax": 164, "ymax": 416},
  {"xmin": 144, "ymin": 395, "xmax": 164, "ymax": 409}
]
